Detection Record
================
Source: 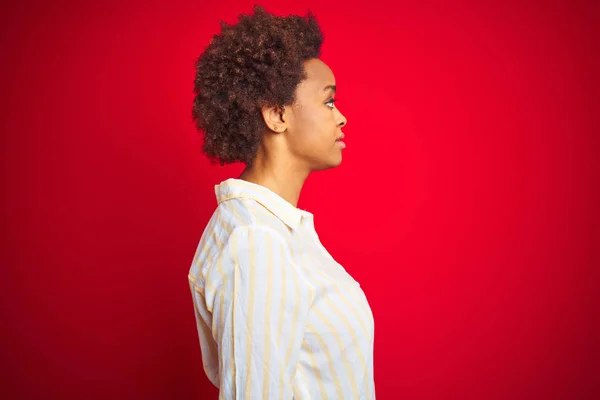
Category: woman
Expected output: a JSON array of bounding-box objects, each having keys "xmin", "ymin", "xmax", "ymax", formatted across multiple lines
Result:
[{"xmin": 188, "ymin": 6, "xmax": 375, "ymax": 399}]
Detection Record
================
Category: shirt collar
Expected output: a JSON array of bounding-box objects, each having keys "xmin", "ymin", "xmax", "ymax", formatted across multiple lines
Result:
[{"xmin": 214, "ymin": 178, "xmax": 313, "ymax": 231}]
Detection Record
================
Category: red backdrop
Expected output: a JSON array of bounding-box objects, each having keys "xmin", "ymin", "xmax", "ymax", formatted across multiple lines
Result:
[{"xmin": 2, "ymin": 0, "xmax": 598, "ymax": 398}]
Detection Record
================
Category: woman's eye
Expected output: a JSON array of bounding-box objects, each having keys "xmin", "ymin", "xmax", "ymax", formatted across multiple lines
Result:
[{"xmin": 325, "ymin": 99, "xmax": 336, "ymax": 109}]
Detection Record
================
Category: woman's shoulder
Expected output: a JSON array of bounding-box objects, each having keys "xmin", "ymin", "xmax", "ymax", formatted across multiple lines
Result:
[{"xmin": 213, "ymin": 197, "xmax": 291, "ymax": 239}]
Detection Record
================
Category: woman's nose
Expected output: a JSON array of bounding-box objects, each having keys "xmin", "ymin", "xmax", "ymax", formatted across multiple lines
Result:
[{"xmin": 336, "ymin": 109, "xmax": 347, "ymax": 127}]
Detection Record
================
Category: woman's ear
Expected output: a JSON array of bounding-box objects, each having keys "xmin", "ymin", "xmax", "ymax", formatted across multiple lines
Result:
[{"xmin": 261, "ymin": 105, "xmax": 287, "ymax": 133}]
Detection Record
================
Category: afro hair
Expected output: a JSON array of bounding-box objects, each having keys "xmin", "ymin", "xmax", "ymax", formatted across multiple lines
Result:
[{"xmin": 192, "ymin": 5, "xmax": 324, "ymax": 165}]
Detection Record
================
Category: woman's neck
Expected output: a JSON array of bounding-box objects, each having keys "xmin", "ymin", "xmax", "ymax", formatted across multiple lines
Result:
[{"xmin": 238, "ymin": 158, "xmax": 309, "ymax": 208}]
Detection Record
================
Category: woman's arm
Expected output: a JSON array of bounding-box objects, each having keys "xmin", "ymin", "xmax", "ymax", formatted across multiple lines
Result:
[{"xmin": 204, "ymin": 225, "xmax": 313, "ymax": 399}]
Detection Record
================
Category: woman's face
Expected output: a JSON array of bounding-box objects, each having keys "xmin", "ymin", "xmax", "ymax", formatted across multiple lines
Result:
[{"xmin": 284, "ymin": 58, "xmax": 348, "ymax": 171}]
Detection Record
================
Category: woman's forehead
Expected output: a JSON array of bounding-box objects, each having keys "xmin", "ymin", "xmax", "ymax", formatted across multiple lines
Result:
[{"xmin": 301, "ymin": 58, "xmax": 336, "ymax": 92}]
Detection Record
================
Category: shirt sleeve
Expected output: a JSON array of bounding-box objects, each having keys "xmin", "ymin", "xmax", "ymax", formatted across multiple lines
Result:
[{"xmin": 203, "ymin": 225, "xmax": 314, "ymax": 400}]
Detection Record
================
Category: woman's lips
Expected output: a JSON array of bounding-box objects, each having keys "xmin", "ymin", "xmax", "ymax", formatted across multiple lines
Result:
[{"xmin": 335, "ymin": 140, "xmax": 346, "ymax": 149}]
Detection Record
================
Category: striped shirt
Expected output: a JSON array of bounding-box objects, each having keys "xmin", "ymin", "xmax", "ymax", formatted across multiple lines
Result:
[{"xmin": 188, "ymin": 178, "xmax": 375, "ymax": 399}]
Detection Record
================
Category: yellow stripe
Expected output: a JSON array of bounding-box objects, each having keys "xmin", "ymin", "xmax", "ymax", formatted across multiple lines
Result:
[
  {"xmin": 312, "ymin": 306, "xmax": 360, "ymax": 398},
  {"xmin": 190, "ymin": 286, "xmax": 218, "ymax": 367},
  {"xmin": 228, "ymin": 200, "xmax": 248, "ymax": 227},
  {"xmin": 230, "ymin": 236, "xmax": 238, "ymax": 399},
  {"xmin": 213, "ymin": 227, "xmax": 228, "ymax": 341},
  {"xmin": 284, "ymin": 259, "xmax": 302, "ymax": 366},
  {"xmin": 210, "ymin": 248, "xmax": 228, "ymax": 341},
  {"xmin": 217, "ymin": 212, "xmax": 236, "ymax": 239},
  {"xmin": 210, "ymin": 224, "xmax": 224, "ymax": 249},
  {"xmin": 199, "ymin": 217, "xmax": 227, "ymax": 268},
  {"xmin": 218, "ymin": 290, "xmax": 225, "ymax": 342},
  {"xmin": 262, "ymin": 234, "xmax": 274, "ymax": 398},
  {"xmin": 303, "ymin": 322, "xmax": 337, "ymax": 399},
  {"xmin": 243, "ymin": 229, "xmax": 257, "ymax": 397},
  {"xmin": 277, "ymin": 244, "xmax": 287, "ymax": 400},
  {"xmin": 292, "ymin": 367, "xmax": 303, "ymax": 399}
]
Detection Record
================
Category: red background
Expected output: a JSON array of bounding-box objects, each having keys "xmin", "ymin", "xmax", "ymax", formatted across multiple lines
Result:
[{"xmin": 2, "ymin": 0, "xmax": 599, "ymax": 398}]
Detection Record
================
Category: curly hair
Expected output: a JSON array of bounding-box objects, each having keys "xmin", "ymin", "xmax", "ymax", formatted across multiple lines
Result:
[{"xmin": 192, "ymin": 5, "xmax": 324, "ymax": 166}]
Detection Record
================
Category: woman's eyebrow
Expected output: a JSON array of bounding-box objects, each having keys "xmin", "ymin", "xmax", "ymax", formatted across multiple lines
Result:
[{"xmin": 322, "ymin": 85, "xmax": 337, "ymax": 93}]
